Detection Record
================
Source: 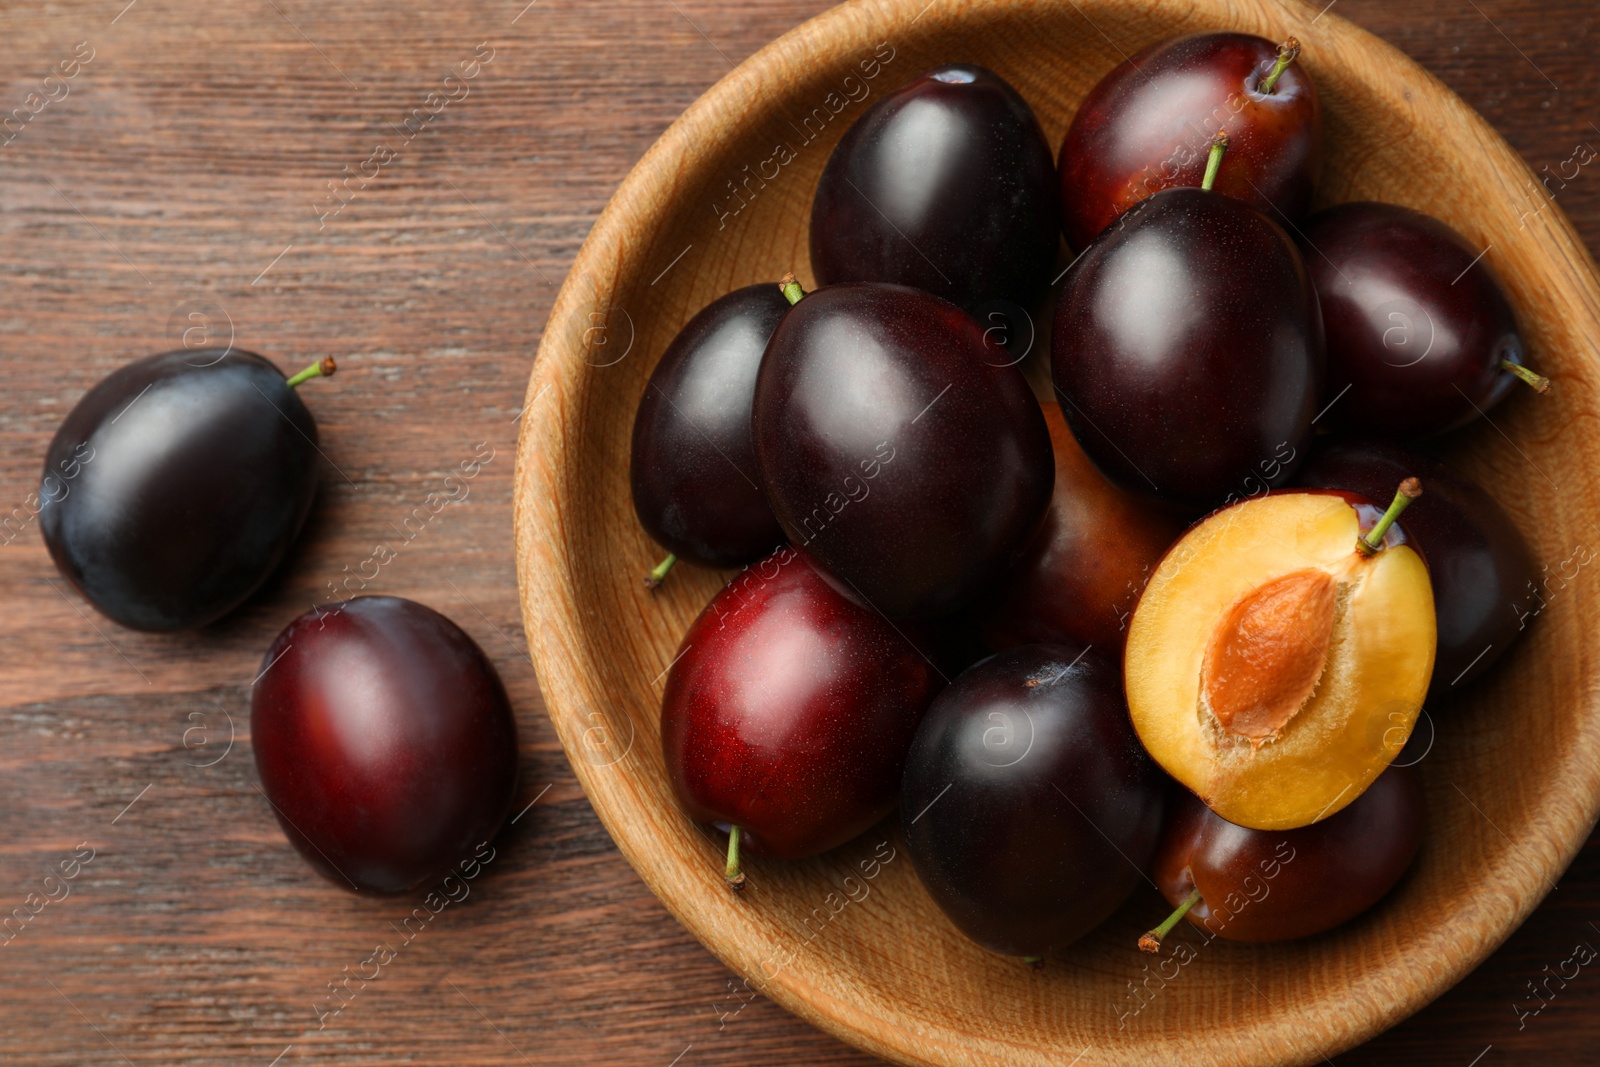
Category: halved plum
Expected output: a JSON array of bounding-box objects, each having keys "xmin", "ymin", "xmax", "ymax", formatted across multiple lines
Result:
[{"xmin": 1125, "ymin": 488, "xmax": 1435, "ymax": 830}]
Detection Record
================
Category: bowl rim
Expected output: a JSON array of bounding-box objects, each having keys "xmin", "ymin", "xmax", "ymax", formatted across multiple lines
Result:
[{"xmin": 515, "ymin": 1, "xmax": 1600, "ymax": 1063}]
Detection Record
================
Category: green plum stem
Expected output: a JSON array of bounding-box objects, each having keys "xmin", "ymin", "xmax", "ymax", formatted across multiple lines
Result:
[
  {"xmin": 1021, "ymin": 956, "xmax": 1044, "ymax": 969},
  {"xmin": 286, "ymin": 357, "xmax": 337, "ymax": 388},
  {"xmin": 724, "ymin": 825, "xmax": 746, "ymax": 891},
  {"xmin": 644, "ymin": 553, "xmax": 677, "ymax": 589},
  {"xmin": 1201, "ymin": 133, "xmax": 1229, "ymax": 192},
  {"xmin": 1502, "ymin": 359, "xmax": 1551, "ymax": 394},
  {"xmin": 1139, "ymin": 887, "xmax": 1203, "ymax": 953},
  {"xmin": 1259, "ymin": 37, "xmax": 1301, "ymax": 95},
  {"xmin": 779, "ymin": 272, "xmax": 806, "ymax": 306},
  {"xmin": 1358, "ymin": 477, "xmax": 1423, "ymax": 556}
]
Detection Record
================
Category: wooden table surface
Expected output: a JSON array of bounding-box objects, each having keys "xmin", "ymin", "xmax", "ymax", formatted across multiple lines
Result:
[{"xmin": 0, "ymin": 0, "xmax": 1596, "ymax": 1063}]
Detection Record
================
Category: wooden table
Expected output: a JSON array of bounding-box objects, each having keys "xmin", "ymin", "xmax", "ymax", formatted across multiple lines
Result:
[{"xmin": 0, "ymin": 0, "xmax": 1595, "ymax": 1063}]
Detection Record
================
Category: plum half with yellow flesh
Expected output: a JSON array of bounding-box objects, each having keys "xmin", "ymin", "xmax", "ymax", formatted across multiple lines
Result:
[{"xmin": 1125, "ymin": 482, "xmax": 1435, "ymax": 830}]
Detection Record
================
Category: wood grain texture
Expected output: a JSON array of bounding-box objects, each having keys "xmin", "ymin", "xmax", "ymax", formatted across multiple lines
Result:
[{"xmin": 0, "ymin": 0, "xmax": 1595, "ymax": 1064}]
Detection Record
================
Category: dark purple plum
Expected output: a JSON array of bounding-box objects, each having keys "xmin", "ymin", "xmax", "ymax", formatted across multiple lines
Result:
[
  {"xmin": 630, "ymin": 284, "xmax": 788, "ymax": 576},
  {"xmin": 40, "ymin": 348, "xmax": 330, "ymax": 631},
  {"xmin": 902, "ymin": 643, "xmax": 1166, "ymax": 957},
  {"xmin": 753, "ymin": 282, "xmax": 1053, "ymax": 619},
  {"xmin": 252, "ymin": 596, "xmax": 519, "ymax": 894},
  {"xmin": 810, "ymin": 64, "xmax": 1060, "ymax": 313},
  {"xmin": 1052, "ymin": 172, "xmax": 1322, "ymax": 508},
  {"xmin": 1299, "ymin": 201, "xmax": 1546, "ymax": 437},
  {"xmin": 1296, "ymin": 437, "xmax": 1537, "ymax": 699}
]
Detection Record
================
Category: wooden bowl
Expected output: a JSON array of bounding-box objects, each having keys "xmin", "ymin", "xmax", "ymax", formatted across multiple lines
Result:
[{"xmin": 514, "ymin": 0, "xmax": 1600, "ymax": 1063}]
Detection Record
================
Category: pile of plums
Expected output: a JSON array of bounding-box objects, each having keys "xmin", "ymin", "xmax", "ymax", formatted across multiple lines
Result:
[
  {"xmin": 637, "ymin": 33, "xmax": 1545, "ymax": 960},
  {"xmin": 39, "ymin": 350, "xmax": 519, "ymax": 894}
]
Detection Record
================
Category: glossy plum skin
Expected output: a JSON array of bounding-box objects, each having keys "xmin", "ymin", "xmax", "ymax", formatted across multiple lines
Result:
[
  {"xmin": 755, "ymin": 284, "xmax": 1053, "ymax": 618},
  {"xmin": 1300, "ymin": 202, "xmax": 1528, "ymax": 437},
  {"xmin": 1059, "ymin": 32, "xmax": 1320, "ymax": 249},
  {"xmin": 902, "ymin": 644, "xmax": 1166, "ymax": 956},
  {"xmin": 252, "ymin": 597, "xmax": 519, "ymax": 894},
  {"xmin": 661, "ymin": 548, "xmax": 942, "ymax": 858},
  {"xmin": 1297, "ymin": 438, "xmax": 1537, "ymax": 699},
  {"xmin": 1154, "ymin": 764, "xmax": 1422, "ymax": 943},
  {"xmin": 39, "ymin": 349, "xmax": 320, "ymax": 631},
  {"xmin": 1052, "ymin": 188, "xmax": 1322, "ymax": 508},
  {"xmin": 810, "ymin": 64, "xmax": 1060, "ymax": 313},
  {"xmin": 974, "ymin": 402, "xmax": 1187, "ymax": 654},
  {"xmin": 631, "ymin": 284, "xmax": 788, "ymax": 567}
]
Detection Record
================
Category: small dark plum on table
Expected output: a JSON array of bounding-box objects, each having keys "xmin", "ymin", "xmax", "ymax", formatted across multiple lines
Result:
[
  {"xmin": 252, "ymin": 596, "xmax": 519, "ymax": 894},
  {"xmin": 40, "ymin": 349, "xmax": 333, "ymax": 631}
]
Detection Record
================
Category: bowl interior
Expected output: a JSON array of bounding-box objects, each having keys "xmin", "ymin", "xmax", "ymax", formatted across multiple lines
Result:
[{"xmin": 515, "ymin": 1, "xmax": 1600, "ymax": 1064}]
